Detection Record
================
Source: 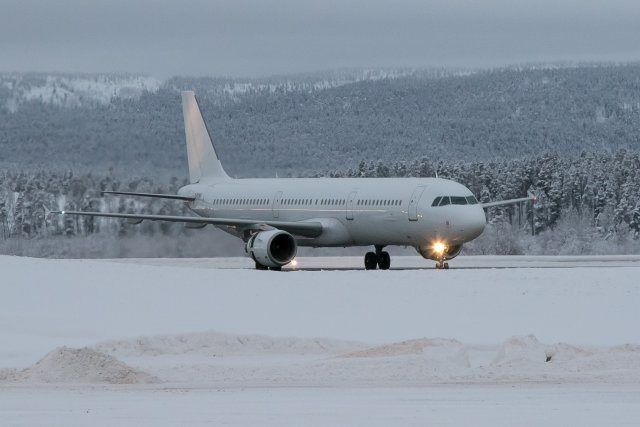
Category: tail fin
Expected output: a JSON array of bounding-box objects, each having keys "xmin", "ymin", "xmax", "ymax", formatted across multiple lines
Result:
[{"xmin": 181, "ymin": 91, "xmax": 230, "ymax": 183}]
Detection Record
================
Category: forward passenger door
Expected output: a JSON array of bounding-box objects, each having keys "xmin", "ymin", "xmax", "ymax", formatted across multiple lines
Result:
[{"xmin": 408, "ymin": 185, "xmax": 426, "ymax": 221}]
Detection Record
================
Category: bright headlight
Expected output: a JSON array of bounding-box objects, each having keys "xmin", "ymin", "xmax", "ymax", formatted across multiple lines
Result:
[{"xmin": 433, "ymin": 241, "xmax": 446, "ymax": 255}]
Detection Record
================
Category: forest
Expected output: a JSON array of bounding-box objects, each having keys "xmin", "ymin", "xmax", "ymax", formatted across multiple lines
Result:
[
  {"xmin": 1, "ymin": 150, "xmax": 638, "ymax": 258},
  {"xmin": 1, "ymin": 65, "xmax": 639, "ymax": 257}
]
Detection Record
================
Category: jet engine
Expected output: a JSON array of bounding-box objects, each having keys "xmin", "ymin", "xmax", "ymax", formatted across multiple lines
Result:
[
  {"xmin": 246, "ymin": 229, "xmax": 297, "ymax": 268},
  {"xmin": 416, "ymin": 243, "xmax": 463, "ymax": 261}
]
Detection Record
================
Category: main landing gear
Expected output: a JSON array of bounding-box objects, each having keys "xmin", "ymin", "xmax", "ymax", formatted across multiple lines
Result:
[
  {"xmin": 364, "ymin": 245, "xmax": 391, "ymax": 270},
  {"xmin": 255, "ymin": 262, "xmax": 282, "ymax": 271}
]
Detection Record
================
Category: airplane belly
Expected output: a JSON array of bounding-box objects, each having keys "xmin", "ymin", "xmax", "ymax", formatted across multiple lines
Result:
[
  {"xmin": 298, "ymin": 217, "xmax": 352, "ymax": 247},
  {"xmin": 344, "ymin": 212, "xmax": 422, "ymax": 246}
]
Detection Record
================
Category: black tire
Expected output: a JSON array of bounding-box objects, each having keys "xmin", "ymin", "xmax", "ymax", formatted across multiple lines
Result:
[
  {"xmin": 444, "ymin": 262, "xmax": 449, "ymax": 270},
  {"xmin": 269, "ymin": 266, "xmax": 283, "ymax": 271},
  {"xmin": 364, "ymin": 252, "xmax": 378, "ymax": 270},
  {"xmin": 255, "ymin": 262, "xmax": 269, "ymax": 270},
  {"xmin": 378, "ymin": 251, "xmax": 391, "ymax": 270}
]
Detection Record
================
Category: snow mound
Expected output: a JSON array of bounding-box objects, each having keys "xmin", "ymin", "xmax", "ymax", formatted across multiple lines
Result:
[
  {"xmin": 545, "ymin": 342, "xmax": 594, "ymax": 363},
  {"xmin": 14, "ymin": 347, "xmax": 158, "ymax": 384},
  {"xmin": 95, "ymin": 331, "xmax": 363, "ymax": 358},
  {"xmin": 0, "ymin": 368, "xmax": 19, "ymax": 381},
  {"xmin": 493, "ymin": 335, "xmax": 551, "ymax": 366},
  {"xmin": 341, "ymin": 338, "xmax": 470, "ymax": 367}
]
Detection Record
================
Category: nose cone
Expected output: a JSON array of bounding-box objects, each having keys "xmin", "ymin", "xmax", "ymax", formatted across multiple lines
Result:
[{"xmin": 467, "ymin": 206, "xmax": 486, "ymax": 240}]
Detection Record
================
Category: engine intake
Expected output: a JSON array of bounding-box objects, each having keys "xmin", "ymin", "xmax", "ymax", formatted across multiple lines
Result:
[
  {"xmin": 416, "ymin": 244, "xmax": 463, "ymax": 261},
  {"xmin": 246, "ymin": 230, "xmax": 297, "ymax": 268}
]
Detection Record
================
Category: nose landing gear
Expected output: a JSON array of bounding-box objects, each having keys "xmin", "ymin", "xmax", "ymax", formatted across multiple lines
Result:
[
  {"xmin": 435, "ymin": 260, "xmax": 449, "ymax": 269},
  {"xmin": 364, "ymin": 245, "xmax": 391, "ymax": 270}
]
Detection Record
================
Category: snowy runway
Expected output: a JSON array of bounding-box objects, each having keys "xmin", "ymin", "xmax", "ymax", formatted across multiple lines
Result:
[{"xmin": 1, "ymin": 255, "xmax": 639, "ymax": 426}]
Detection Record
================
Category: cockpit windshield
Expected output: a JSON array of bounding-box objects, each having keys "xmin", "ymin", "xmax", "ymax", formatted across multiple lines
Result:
[{"xmin": 431, "ymin": 195, "xmax": 478, "ymax": 206}]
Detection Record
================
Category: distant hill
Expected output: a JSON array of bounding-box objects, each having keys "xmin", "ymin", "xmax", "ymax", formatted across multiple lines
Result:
[{"xmin": 1, "ymin": 65, "xmax": 640, "ymax": 178}]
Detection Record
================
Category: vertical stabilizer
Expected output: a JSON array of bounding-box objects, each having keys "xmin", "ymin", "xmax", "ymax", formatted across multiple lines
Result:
[{"xmin": 181, "ymin": 91, "xmax": 230, "ymax": 183}]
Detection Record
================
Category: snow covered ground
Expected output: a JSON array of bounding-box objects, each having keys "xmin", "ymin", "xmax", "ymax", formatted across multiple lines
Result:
[{"xmin": 1, "ymin": 255, "xmax": 639, "ymax": 426}]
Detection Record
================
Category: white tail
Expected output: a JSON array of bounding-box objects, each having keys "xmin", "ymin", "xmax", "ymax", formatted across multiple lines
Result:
[{"xmin": 181, "ymin": 91, "xmax": 230, "ymax": 183}]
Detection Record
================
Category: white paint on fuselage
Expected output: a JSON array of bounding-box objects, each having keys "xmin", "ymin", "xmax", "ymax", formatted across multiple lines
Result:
[{"xmin": 178, "ymin": 177, "xmax": 486, "ymax": 249}]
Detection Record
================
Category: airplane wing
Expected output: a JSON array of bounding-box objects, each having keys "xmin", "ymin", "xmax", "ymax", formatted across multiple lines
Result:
[
  {"xmin": 52, "ymin": 210, "xmax": 323, "ymax": 238},
  {"xmin": 101, "ymin": 191, "xmax": 195, "ymax": 201},
  {"xmin": 481, "ymin": 195, "xmax": 538, "ymax": 209}
]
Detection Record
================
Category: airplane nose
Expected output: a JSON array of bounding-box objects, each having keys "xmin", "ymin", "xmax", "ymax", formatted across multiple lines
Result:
[{"xmin": 468, "ymin": 206, "xmax": 486, "ymax": 239}]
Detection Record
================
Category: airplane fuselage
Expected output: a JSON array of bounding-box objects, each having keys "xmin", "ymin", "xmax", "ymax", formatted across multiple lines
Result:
[{"xmin": 178, "ymin": 176, "xmax": 486, "ymax": 251}]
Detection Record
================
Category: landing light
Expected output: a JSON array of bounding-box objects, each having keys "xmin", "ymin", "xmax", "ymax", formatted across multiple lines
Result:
[
  {"xmin": 290, "ymin": 259, "xmax": 298, "ymax": 267},
  {"xmin": 433, "ymin": 241, "xmax": 446, "ymax": 255}
]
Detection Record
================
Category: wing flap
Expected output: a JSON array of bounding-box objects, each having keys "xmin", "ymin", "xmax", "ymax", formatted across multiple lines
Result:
[{"xmin": 53, "ymin": 210, "xmax": 323, "ymax": 238}]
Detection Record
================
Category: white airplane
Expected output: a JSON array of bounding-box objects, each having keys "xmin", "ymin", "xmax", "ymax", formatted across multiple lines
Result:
[{"xmin": 55, "ymin": 91, "xmax": 534, "ymax": 270}]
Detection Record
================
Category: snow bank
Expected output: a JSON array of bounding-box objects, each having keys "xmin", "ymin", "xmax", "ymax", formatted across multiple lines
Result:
[
  {"xmin": 493, "ymin": 334, "xmax": 551, "ymax": 366},
  {"xmin": 94, "ymin": 331, "xmax": 363, "ymax": 358},
  {"xmin": 2, "ymin": 347, "xmax": 157, "ymax": 384},
  {"xmin": 342, "ymin": 337, "xmax": 470, "ymax": 367}
]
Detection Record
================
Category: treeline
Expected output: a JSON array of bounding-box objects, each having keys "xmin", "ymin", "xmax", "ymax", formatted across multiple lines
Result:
[{"xmin": 1, "ymin": 150, "xmax": 639, "ymax": 257}]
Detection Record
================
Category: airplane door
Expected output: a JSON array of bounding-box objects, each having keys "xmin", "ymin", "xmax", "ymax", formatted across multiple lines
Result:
[
  {"xmin": 346, "ymin": 191, "xmax": 357, "ymax": 220},
  {"xmin": 272, "ymin": 191, "xmax": 283, "ymax": 218},
  {"xmin": 408, "ymin": 185, "xmax": 426, "ymax": 221}
]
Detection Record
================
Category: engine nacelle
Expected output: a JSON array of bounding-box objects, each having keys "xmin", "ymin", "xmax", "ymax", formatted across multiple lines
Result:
[
  {"xmin": 416, "ymin": 244, "xmax": 463, "ymax": 261},
  {"xmin": 245, "ymin": 230, "xmax": 297, "ymax": 268}
]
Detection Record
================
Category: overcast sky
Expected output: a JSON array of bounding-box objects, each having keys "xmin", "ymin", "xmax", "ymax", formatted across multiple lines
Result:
[{"xmin": 2, "ymin": 0, "xmax": 640, "ymax": 78}]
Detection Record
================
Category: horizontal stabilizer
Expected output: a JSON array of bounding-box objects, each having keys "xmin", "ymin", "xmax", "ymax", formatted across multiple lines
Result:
[{"xmin": 101, "ymin": 191, "xmax": 195, "ymax": 201}]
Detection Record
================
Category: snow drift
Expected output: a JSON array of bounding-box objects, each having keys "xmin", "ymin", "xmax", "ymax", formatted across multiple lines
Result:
[{"xmin": 0, "ymin": 347, "xmax": 157, "ymax": 384}]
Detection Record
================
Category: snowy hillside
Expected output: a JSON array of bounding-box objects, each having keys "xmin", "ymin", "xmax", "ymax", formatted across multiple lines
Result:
[
  {"xmin": 3, "ymin": 64, "xmax": 640, "ymax": 178},
  {"xmin": 0, "ymin": 73, "xmax": 161, "ymax": 112}
]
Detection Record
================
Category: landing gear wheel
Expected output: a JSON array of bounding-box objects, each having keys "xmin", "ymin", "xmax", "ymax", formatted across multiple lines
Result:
[
  {"xmin": 435, "ymin": 261, "xmax": 450, "ymax": 270},
  {"xmin": 269, "ymin": 266, "xmax": 282, "ymax": 271},
  {"xmin": 255, "ymin": 262, "xmax": 269, "ymax": 270},
  {"xmin": 378, "ymin": 251, "xmax": 391, "ymax": 270},
  {"xmin": 364, "ymin": 252, "xmax": 378, "ymax": 270}
]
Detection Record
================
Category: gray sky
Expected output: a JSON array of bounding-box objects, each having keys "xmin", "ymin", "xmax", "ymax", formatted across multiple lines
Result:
[{"xmin": 2, "ymin": 0, "xmax": 640, "ymax": 77}]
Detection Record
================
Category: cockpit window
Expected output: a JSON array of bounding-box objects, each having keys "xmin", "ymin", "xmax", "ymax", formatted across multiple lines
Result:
[
  {"xmin": 432, "ymin": 195, "xmax": 478, "ymax": 207},
  {"xmin": 438, "ymin": 196, "xmax": 451, "ymax": 206}
]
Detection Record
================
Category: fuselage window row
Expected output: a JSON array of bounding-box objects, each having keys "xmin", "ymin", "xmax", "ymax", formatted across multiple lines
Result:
[
  {"xmin": 210, "ymin": 197, "xmax": 409, "ymax": 208},
  {"xmin": 212, "ymin": 198, "xmax": 271, "ymax": 206},
  {"xmin": 356, "ymin": 199, "xmax": 402, "ymax": 207}
]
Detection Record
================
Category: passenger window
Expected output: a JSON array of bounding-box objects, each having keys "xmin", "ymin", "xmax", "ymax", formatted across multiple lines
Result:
[
  {"xmin": 439, "ymin": 197, "xmax": 451, "ymax": 206},
  {"xmin": 451, "ymin": 196, "xmax": 467, "ymax": 205}
]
